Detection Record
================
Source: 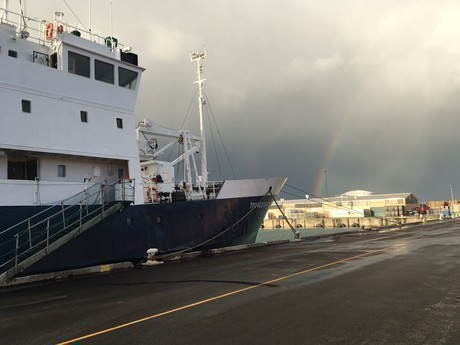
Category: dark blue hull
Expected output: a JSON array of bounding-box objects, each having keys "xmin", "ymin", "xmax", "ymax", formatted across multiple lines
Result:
[{"xmin": 0, "ymin": 195, "xmax": 271, "ymax": 276}]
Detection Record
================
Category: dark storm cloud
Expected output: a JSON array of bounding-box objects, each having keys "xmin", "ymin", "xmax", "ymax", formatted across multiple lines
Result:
[{"xmin": 25, "ymin": 0, "xmax": 460, "ymax": 200}]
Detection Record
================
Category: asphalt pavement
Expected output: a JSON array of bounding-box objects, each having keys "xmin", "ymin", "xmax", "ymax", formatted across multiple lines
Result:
[{"xmin": 0, "ymin": 220, "xmax": 459, "ymax": 345}]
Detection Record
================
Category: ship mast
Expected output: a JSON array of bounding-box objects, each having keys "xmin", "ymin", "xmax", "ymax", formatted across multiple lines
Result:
[{"xmin": 190, "ymin": 49, "xmax": 208, "ymax": 186}]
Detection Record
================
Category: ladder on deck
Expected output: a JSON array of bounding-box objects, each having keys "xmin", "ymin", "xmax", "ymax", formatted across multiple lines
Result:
[{"xmin": 0, "ymin": 179, "xmax": 135, "ymax": 284}]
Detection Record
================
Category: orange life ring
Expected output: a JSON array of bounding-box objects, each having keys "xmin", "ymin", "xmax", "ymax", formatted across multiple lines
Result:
[
  {"xmin": 147, "ymin": 187, "xmax": 158, "ymax": 203},
  {"xmin": 45, "ymin": 23, "xmax": 54, "ymax": 40},
  {"xmin": 57, "ymin": 24, "xmax": 63, "ymax": 34}
]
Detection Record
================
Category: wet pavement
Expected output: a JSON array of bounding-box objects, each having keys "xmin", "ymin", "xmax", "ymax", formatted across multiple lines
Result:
[{"xmin": 0, "ymin": 220, "xmax": 459, "ymax": 344}]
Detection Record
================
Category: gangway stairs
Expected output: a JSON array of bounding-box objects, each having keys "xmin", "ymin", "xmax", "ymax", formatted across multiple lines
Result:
[{"xmin": 0, "ymin": 179, "xmax": 135, "ymax": 285}]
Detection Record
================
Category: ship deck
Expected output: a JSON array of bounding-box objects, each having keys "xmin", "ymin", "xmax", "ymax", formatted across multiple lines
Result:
[{"xmin": 1, "ymin": 220, "xmax": 459, "ymax": 344}]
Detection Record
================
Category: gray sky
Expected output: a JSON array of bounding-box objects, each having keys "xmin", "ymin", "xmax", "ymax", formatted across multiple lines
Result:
[{"xmin": 17, "ymin": 0, "xmax": 460, "ymax": 201}]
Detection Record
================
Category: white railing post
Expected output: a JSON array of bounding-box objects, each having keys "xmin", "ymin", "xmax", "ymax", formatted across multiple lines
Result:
[
  {"xmin": 100, "ymin": 185, "xmax": 104, "ymax": 215},
  {"xmin": 79, "ymin": 201, "xmax": 83, "ymax": 230},
  {"xmin": 122, "ymin": 179, "xmax": 126, "ymax": 201},
  {"xmin": 46, "ymin": 219, "xmax": 50, "ymax": 253},
  {"xmin": 131, "ymin": 178, "xmax": 135, "ymax": 202},
  {"xmin": 14, "ymin": 234, "xmax": 18, "ymax": 272},
  {"xmin": 61, "ymin": 202, "xmax": 66, "ymax": 228},
  {"xmin": 28, "ymin": 219, "xmax": 32, "ymax": 249}
]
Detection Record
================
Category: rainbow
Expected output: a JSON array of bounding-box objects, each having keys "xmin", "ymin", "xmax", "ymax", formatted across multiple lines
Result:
[{"xmin": 312, "ymin": 112, "xmax": 351, "ymax": 196}]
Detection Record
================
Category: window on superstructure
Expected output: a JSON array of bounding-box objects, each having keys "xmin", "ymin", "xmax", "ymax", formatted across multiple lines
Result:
[
  {"xmin": 80, "ymin": 111, "xmax": 88, "ymax": 123},
  {"xmin": 118, "ymin": 67, "xmax": 138, "ymax": 90},
  {"xmin": 68, "ymin": 51, "xmax": 90, "ymax": 78},
  {"xmin": 58, "ymin": 165, "xmax": 66, "ymax": 177},
  {"xmin": 8, "ymin": 50, "xmax": 17, "ymax": 58},
  {"xmin": 21, "ymin": 100, "xmax": 31, "ymax": 113},
  {"xmin": 95, "ymin": 59, "xmax": 114, "ymax": 84},
  {"xmin": 116, "ymin": 118, "xmax": 123, "ymax": 129},
  {"xmin": 8, "ymin": 159, "xmax": 37, "ymax": 180}
]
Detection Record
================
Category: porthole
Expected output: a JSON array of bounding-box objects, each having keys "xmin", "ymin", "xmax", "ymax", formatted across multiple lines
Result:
[
  {"xmin": 126, "ymin": 217, "xmax": 133, "ymax": 226},
  {"xmin": 198, "ymin": 213, "xmax": 203, "ymax": 220},
  {"xmin": 156, "ymin": 216, "xmax": 162, "ymax": 224}
]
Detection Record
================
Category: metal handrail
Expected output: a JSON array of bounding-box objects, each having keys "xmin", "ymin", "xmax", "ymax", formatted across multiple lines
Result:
[
  {"xmin": 0, "ymin": 179, "xmax": 134, "ymax": 273},
  {"xmin": 0, "ymin": 7, "xmax": 126, "ymax": 49},
  {"xmin": 0, "ymin": 183, "xmax": 96, "ymax": 237}
]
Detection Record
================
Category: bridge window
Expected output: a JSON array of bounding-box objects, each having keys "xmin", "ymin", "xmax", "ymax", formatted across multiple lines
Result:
[
  {"xmin": 68, "ymin": 51, "xmax": 90, "ymax": 78},
  {"xmin": 118, "ymin": 67, "xmax": 138, "ymax": 90},
  {"xmin": 95, "ymin": 59, "xmax": 114, "ymax": 84}
]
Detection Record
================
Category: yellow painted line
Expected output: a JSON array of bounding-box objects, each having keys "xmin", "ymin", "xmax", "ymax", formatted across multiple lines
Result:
[{"xmin": 57, "ymin": 248, "xmax": 386, "ymax": 345}]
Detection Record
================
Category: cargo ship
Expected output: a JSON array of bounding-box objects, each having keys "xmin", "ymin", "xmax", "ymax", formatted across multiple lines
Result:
[{"xmin": 0, "ymin": 5, "xmax": 285, "ymax": 282}]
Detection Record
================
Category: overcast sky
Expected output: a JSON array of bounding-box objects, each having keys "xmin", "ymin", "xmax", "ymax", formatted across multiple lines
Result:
[{"xmin": 15, "ymin": 0, "xmax": 460, "ymax": 201}]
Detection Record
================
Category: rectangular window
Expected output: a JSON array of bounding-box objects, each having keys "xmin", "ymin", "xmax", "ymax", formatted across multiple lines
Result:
[
  {"xmin": 68, "ymin": 51, "xmax": 90, "ymax": 77},
  {"xmin": 8, "ymin": 159, "xmax": 37, "ymax": 180},
  {"xmin": 8, "ymin": 50, "xmax": 17, "ymax": 58},
  {"xmin": 8, "ymin": 161, "xmax": 25, "ymax": 179},
  {"xmin": 80, "ymin": 110, "xmax": 88, "ymax": 123},
  {"xmin": 116, "ymin": 118, "xmax": 123, "ymax": 129},
  {"xmin": 95, "ymin": 59, "xmax": 114, "ymax": 84},
  {"xmin": 22, "ymin": 99, "xmax": 31, "ymax": 113},
  {"xmin": 58, "ymin": 165, "xmax": 66, "ymax": 177},
  {"xmin": 118, "ymin": 169, "xmax": 124, "ymax": 179},
  {"xmin": 118, "ymin": 67, "xmax": 138, "ymax": 90}
]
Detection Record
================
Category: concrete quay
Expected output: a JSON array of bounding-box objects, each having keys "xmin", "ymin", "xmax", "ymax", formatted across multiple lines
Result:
[{"xmin": 0, "ymin": 219, "xmax": 459, "ymax": 344}]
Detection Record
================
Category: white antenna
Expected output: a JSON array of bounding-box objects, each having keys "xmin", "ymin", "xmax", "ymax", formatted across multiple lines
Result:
[
  {"xmin": 109, "ymin": 0, "xmax": 113, "ymax": 43},
  {"xmin": 190, "ymin": 47, "xmax": 208, "ymax": 186},
  {"xmin": 88, "ymin": 0, "xmax": 92, "ymax": 36}
]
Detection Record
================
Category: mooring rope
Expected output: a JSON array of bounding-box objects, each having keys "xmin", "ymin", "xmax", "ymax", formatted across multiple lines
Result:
[
  {"xmin": 155, "ymin": 189, "xmax": 273, "ymax": 261},
  {"xmin": 268, "ymin": 190, "xmax": 301, "ymax": 240}
]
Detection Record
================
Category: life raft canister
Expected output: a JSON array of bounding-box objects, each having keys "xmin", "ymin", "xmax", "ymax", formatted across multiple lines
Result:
[{"xmin": 45, "ymin": 22, "xmax": 54, "ymax": 40}]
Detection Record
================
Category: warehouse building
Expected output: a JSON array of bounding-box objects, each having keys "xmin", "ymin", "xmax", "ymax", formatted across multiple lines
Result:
[{"xmin": 266, "ymin": 190, "xmax": 420, "ymax": 222}]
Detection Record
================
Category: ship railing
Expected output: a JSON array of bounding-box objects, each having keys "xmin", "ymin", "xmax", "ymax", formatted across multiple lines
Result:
[
  {"xmin": 205, "ymin": 181, "xmax": 224, "ymax": 200},
  {"xmin": 0, "ymin": 179, "xmax": 134, "ymax": 277},
  {"xmin": 0, "ymin": 7, "xmax": 125, "ymax": 49},
  {"xmin": 142, "ymin": 179, "xmax": 224, "ymax": 203}
]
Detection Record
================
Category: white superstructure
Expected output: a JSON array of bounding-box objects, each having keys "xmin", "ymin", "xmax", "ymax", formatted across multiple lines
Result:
[{"xmin": 0, "ymin": 8, "xmax": 144, "ymax": 205}]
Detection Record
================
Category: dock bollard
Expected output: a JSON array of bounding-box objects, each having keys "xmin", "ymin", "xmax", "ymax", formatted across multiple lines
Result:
[
  {"xmin": 293, "ymin": 230, "xmax": 301, "ymax": 241},
  {"xmin": 142, "ymin": 248, "xmax": 163, "ymax": 266}
]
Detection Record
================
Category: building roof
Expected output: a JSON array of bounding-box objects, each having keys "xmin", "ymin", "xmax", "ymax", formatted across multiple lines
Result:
[{"xmin": 278, "ymin": 192, "xmax": 417, "ymax": 206}]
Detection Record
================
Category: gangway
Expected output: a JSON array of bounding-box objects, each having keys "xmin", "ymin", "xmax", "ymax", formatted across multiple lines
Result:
[{"xmin": 0, "ymin": 179, "xmax": 134, "ymax": 285}]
